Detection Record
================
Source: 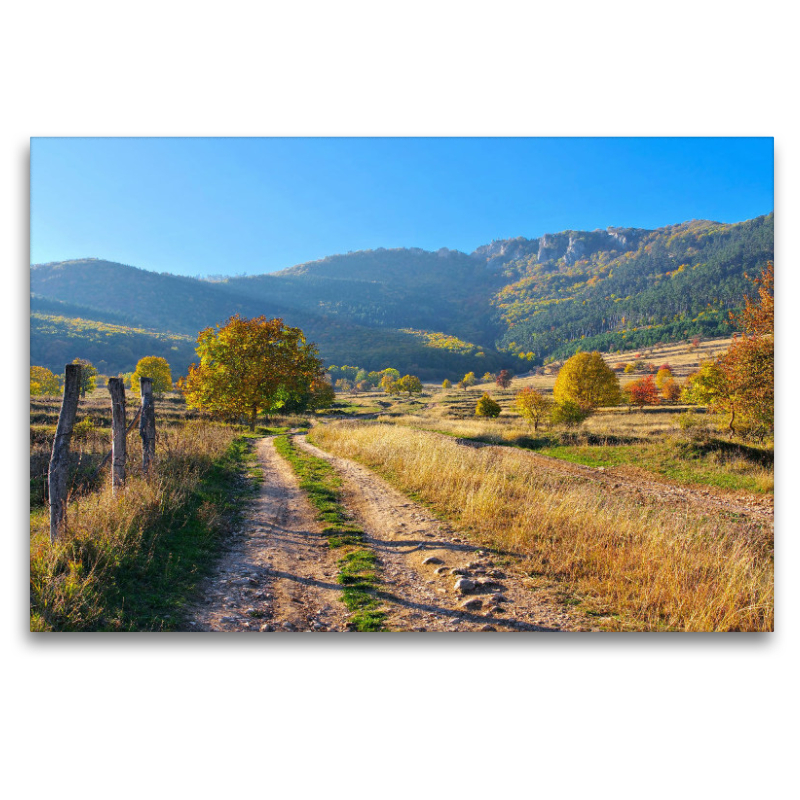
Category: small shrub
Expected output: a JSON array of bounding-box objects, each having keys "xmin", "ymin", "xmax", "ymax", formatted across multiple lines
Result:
[
  {"xmin": 550, "ymin": 401, "xmax": 590, "ymax": 428},
  {"xmin": 677, "ymin": 410, "xmax": 700, "ymax": 430},
  {"xmin": 475, "ymin": 393, "xmax": 501, "ymax": 418}
]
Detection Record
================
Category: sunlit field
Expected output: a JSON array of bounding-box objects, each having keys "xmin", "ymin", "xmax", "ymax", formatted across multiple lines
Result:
[{"xmin": 311, "ymin": 421, "xmax": 773, "ymax": 631}]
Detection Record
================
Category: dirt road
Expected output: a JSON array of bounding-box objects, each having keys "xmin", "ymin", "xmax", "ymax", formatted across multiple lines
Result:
[
  {"xmin": 184, "ymin": 437, "xmax": 349, "ymax": 632},
  {"xmin": 185, "ymin": 435, "xmax": 592, "ymax": 632},
  {"xmin": 295, "ymin": 434, "xmax": 591, "ymax": 632}
]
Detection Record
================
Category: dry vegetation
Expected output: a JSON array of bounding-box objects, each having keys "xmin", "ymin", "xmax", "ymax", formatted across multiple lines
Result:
[
  {"xmin": 31, "ymin": 337, "xmax": 773, "ymax": 633},
  {"xmin": 310, "ymin": 421, "xmax": 773, "ymax": 631},
  {"xmin": 30, "ymin": 395, "xmax": 248, "ymax": 631}
]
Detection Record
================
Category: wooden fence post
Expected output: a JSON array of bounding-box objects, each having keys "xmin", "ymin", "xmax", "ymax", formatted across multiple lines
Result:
[
  {"xmin": 139, "ymin": 377, "xmax": 156, "ymax": 474},
  {"xmin": 48, "ymin": 364, "xmax": 81, "ymax": 542},
  {"xmin": 108, "ymin": 377, "xmax": 127, "ymax": 493}
]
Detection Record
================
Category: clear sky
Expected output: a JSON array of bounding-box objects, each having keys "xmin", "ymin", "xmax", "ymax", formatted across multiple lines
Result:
[{"xmin": 30, "ymin": 137, "xmax": 774, "ymax": 277}]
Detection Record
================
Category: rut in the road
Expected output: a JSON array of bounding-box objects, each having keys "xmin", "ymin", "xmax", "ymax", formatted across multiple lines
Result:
[
  {"xmin": 184, "ymin": 437, "xmax": 349, "ymax": 632},
  {"xmin": 296, "ymin": 434, "xmax": 592, "ymax": 632}
]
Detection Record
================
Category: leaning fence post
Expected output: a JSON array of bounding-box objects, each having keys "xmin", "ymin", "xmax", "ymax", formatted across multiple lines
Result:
[
  {"xmin": 108, "ymin": 377, "xmax": 127, "ymax": 493},
  {"xmin": 139, "ymin": 377, "xmax": 156, "ymax": 474},
  {"xmin": 48, "ymin": 364, "xmax": 81, "ymax": 542}
]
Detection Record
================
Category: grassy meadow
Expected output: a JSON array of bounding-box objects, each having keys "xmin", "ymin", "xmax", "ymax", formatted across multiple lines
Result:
[
  {"xmin": 29, "ymin": 390, "xmax": 269, "ymax": 631},
  {"xmin": 30, "ymin": 337, "xmax": 773, "ymax": 632}
]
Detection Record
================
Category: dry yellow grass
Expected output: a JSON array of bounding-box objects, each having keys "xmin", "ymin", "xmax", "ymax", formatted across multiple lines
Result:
[
  {"xmin": 30, "ymin": 420, "xmax": 240, "ymax": 631},
  {"xmin": 311, "ymin": 421, "xmax": 773, "ymax": 631}
]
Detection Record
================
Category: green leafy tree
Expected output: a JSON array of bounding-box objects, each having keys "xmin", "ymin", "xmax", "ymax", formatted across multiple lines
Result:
[
  {"xmin": 475, "ymin": 393, "xmax": 501, "ymax": 418},
  {"xmin": 442, "ymin": 378, "xmax": 452, "ymax": 389},
  {"xmin": 282, "ymin": 377, "xmax": 336, "ymax": 412},
  {"xmin": 515, "ymin": 387, "xmax": 553, "ymax": 432},
  {"xmin": 131, "ymin": 356, "xmax": 173, "ymax": 396},
  {"xmin": 684, "ymin": 362, "xmax": 735, "ymax": 429},
  {"xmin": 462, "ymin": 371, "xmax": 477, "ymax": 389},
  {"xmin": 554, "ymin": 352, "xmax": 620, "ymax": 412},
  {"xmin": 30, "ymin": 366, "xmax": 60, "ymax": 396},
  {"xmin": 481, "ymin": 372, "xmax": 495, "ymax": 382},
  {"xmin": 180, "ymin": 315, "xmax": 324, "ymax": 430},
  {"xmin": 550, "ymin": 401, "xmax": 590, "ymax": 428},
  {"xmin": 71, "ymin": 358, "xmax": 98, "ymax": 397},
  {"xmin": 396, "ymin": 374, "xmax": 422, "ymax": 396},
  {"xmin": 380, "ymin": 374, "xmax": 398, "ymax": 394}
]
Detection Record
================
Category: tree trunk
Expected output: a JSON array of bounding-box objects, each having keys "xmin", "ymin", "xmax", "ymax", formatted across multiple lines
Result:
[
  {"xmin": 139, "ymin": 377, "xmax": 156, "ymax": 474},
  {"xmin": 48, "ymin": 364, "xmax": 81, "ymax": 542},
  {"xmin": 249, "ymin": 406, "xmax": 258, "ymax": 432},
  {"xmin": 108, "ymin": 377, "xmax": 126, "ymax": 494}
]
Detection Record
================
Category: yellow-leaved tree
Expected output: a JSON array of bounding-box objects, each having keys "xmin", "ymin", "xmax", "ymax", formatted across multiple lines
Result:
[
  {"xmin": 515, "ymin": 386, "xmax": 553, "ymax": 432},
  {"xmin": 475, "ymin": 393, "xmax": 501, "ymax": 418},
  {"xmin": 131, "ymin": 356, "xmax": 173, "ymax": 395},
  {"xmin": 30, "ymin": 366, "xmax": 60, "ymax": 396},
  {"xmin": 553, "ymin": 352, "xmax": 621, "ymax": 412},
  {"xmin": 71, "ymin": 358, "xmax": 98, "ymax": 397},
  {"xmin": 179, "ymin": 316, "xmax": 325, "ymax": 430}
]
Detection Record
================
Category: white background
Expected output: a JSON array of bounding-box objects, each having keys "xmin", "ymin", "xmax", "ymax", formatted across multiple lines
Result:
[{"xmin": 3, "ymin": 2, "xmax": 796, "ymax": 798}]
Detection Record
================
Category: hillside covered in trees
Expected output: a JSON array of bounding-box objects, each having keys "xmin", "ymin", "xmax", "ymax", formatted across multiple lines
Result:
[{"xmin": 30, "ymin": 212, "xmax": 773, "ymax": 378}]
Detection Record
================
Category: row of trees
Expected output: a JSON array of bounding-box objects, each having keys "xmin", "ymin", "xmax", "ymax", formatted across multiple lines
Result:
[
  {"xmin": 30, "ymin": 356, "xmax": 174, "ymax": 397},
  {"xmin": 442, "ymin": 369, "xmax": 515, "ymax": 391}
]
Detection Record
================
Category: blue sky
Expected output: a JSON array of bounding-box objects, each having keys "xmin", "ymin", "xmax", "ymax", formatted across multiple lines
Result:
[{"xmin": 30, "ymin": 137, "xmax": 773, "ymax": 277}]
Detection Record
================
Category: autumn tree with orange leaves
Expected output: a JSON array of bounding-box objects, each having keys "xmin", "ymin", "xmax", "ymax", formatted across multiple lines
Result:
[
  {"xmin": 685, "ymin": 263, "xmax": 773, "ymax": 437},
  {"xmin": 179, "ymin": 316, "xmax": 326, "ymax": 430},
  {"xmin": 624, "ymin": 374, "xmax": 660, "ymax": 409}
]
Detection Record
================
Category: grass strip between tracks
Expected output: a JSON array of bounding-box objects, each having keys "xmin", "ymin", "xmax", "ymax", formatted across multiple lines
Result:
[{"xmin": 273, "ymin": 433, "xmax": 386, "ymax": 632}]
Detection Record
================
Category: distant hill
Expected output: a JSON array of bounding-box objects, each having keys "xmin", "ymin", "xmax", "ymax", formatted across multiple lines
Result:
[{"xmin": 29, "ymin": 212, "xmax": 773, "ymax": 378}]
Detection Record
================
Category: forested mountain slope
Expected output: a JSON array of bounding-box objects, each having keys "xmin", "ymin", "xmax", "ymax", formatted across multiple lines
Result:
[
  {"xmin": 489, "ymin": 213, "xmax": 773, "ymax": 361},
  {"xmin": 30, "ymin": 212, "xmax": 772, "ymax": 378}
]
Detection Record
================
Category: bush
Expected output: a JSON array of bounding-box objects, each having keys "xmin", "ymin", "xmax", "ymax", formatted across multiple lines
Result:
[
  {"xmin": 475, "ymin": 393, "xmax": 501, "ymax": 418},
  {"xmin": 551, "ymin": 401, "xmax": 590, "ymax": 428}
]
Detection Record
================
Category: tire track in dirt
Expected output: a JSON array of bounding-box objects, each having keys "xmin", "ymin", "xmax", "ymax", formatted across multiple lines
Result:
[
  {"xmin": 296, "ymin": 434, "xmax": 593, "ymax": 632},
  {"xmin": 184, "ymin": 437, "xmax": 349, "ymax": 633}
]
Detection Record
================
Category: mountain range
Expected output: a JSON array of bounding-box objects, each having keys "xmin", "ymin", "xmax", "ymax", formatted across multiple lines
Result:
[{"xmin": 30, "ymin": 212, "xmax": 773, "ymax": 380}]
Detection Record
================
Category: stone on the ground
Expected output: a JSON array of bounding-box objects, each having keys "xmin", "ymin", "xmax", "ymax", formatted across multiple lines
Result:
[
  {"xmin": 461, "ymin": 597, "xmax": 483, "ymax": 610},
  {"xmin": 454, "ymin": 577, "xmax": 476, "ymax": 593},
  {"xmin": 422, "ymin": 556, "xmax": 444, "ymax": 565},
  {"xmin": 451, "ymin": 567, "xmax": 469, "ymax": 576}
]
